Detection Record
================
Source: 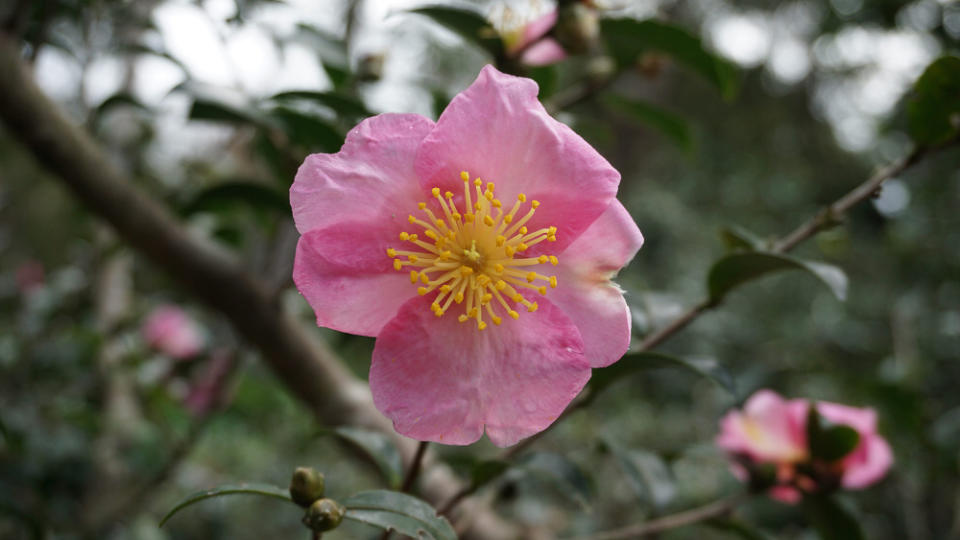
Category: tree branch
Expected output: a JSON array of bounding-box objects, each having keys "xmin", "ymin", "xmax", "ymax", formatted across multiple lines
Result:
[
  {"xmin": 0, "ymin": 33, "xmax": 512, "ymax": 540},
  {"xmin": 571, "ymin": 494, "xmax": 745, "ymax": 540}
]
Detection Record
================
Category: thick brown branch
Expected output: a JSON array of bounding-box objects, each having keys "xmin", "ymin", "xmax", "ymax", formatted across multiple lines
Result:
[{"xmin": 0, "ymin": 34, "xmax": 511, "ymax": 540}]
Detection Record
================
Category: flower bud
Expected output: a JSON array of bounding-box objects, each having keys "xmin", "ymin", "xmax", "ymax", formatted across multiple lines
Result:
[
  {"xmin": 289, "ymin": 467, "xmax": 325, "ymax": 508},
  {"xmin": 302, "ymin": 498, "xmax": 345, "ymax": 532}
]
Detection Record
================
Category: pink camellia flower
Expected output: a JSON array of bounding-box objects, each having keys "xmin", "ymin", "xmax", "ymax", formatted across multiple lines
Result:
[
  {"xmin": 142, "ymin": 305, "xmax": 205, "ymax": 360},
  {"xmin": 503, "ymin": 11, "xmax": 567, "ymax": 67},
  {"xmin": 716, "ymin": 389, "xmax": 893, "ymax": 502},
  {"xmin": 291, "ymin": 65, "xmax": 643, "ymax": 447}
]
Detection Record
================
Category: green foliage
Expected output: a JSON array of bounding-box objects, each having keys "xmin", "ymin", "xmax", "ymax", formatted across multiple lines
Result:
[
  {"xmin": 320, "ymin": 427, "xmax": 404, "ymax": 490},
  {"xmin": 907, "ymin": 56, "xmax": 960, "ymax": 145},
  {"xmin": 159, "ymin": 483, "xmax": 292, "ymax": 527},
  {"xmin": 515, "ymin": 452, "xmax": 592, "ymax": 510},
  {"xmin": 601, "ymin": 18, "xmax": 738, "ymax": 99},
  {"xmin": 180, "ymin": 181, "xmax": 289, "ymax": 217},
  {"xmin": 801, "ymin": 495, "xmax": 865, "ymax": 540},
  {"xmin": 410, "ymin": 6, "xmax": 504, "ymax": 60},
  {"xmin": 602, "ymin": 439, "xmax": 675, "ymax": 509},
  {"xmin": 268, "ymin": 90, "xmax": 371, "ymax": 120},
  {"xmin": 604, "ymin": 94, "xmax": 694, "ymax": 152},
  {"xmin": 806, "ymin": 407, "xmax": 861, "ymax": 462},
  {"xmin": 592, "ymin": 351, "xmax": 736, "ymax": 398},
  {"xmin": 707, "ymin": 252, "xmax": 848, "ymax": 304},
  {"xmin": 341, "ymin": 490, "xmax": 457, "ymax": 540}
]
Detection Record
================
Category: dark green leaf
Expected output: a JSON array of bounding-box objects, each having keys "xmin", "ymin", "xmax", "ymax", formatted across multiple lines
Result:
[
  {"xmin": 516, "ymin": 452, "xmax": 592, "ymax": 510},
  {"xmin": 323, "ymin": 427, "xmax": 404, "ymax": 489},
  {"xmin": 907, "ymin": 56, "xmax": 960, "ymax": 145},
  {"xmin": 293, "ymin": 23, "xmax": 349, "ymax": 71},
  {"xmin": 189, "ymin": 98, "xmax": 267, "ymax": 128},
  {"xmin": 707, "ymin": 252, "xmax": 847, "ymax": 303},
  {"xmin": 341, "ymin": 490, "xmax": 456, "ymax": 540},
  {"xmin": 601, "ymin": 18, "xmax": 738, "ymax": 99},
  {"xmin": 604, "ymin": 94, "xmax": 694, "ymax": 152},
  {"xmin": 706, "ymin": 518, "xmax": 775, "ymax": 540},
  {"xmin": 410, "ymin": 6, "xmax": 504, "ymax": 59},
  {"xmin": 470, "ymin": 459, "xmax": 510, "ymax": 489},
  {"xmin": 603, "ymin": 440, "xmax": 675, "ymax": 508},
  {"xmin": 159, "ymin": 483, "xmax": 292, "ymax": 527},
  {"xmin": 527, "ymin": 65, "xmax": 559, "ymax": 100},
  {"xmin": 95, "ymin": 92, "xmax": 149, "ymax": 117},
  {"xmin": 268, "ymin": 91, "xmax": 371, "ymax": 119},
  {"xmin": 720, "ymin": 225, "xmax": 766, "ymax": 252},
  {"xmin": 801, "ymin": 495, "xmax": 865, "ymax": 540},
  {"xmin": 180, "ymin": 181, "xmax": 289, "ymax": 216},
  {"xmin": 593, "ymin": 351, "xmax": 736, "ymax": 397},
  {"xmin": 806, "ymin": 407, "xmax": 861, "ymax": 462},
  {"xmin": 268, "ymin": 106, "xmax": 344, "ymax": 152}
]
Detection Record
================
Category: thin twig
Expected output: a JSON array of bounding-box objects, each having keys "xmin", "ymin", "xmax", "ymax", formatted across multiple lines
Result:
[
  {"xmin": 401, "ymin": 441, "xmax": 430, "ymax": 493},
  {"xmin": 571, "ymin": 494, "xmax": 745, "ymax": 540}
]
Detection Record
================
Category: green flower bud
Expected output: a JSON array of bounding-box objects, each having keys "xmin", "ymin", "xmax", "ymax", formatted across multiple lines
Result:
[
  {"xmin": 302, "ymin": 498, "xmax": 345, "ymax": 532},
  {"xmin": 289, "ymin": 467, "xmax": 325, "ymax": 508}
]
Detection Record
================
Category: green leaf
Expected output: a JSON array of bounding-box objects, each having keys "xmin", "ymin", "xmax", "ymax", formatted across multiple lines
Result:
[
  {"xmin": 706, "ymin": 518, "xmax": 775, "ymax": 540},
  {"xmin": 268, "ymin": 106, "xmax": 344, "ymax": 152},
  {"xmin": 801, "ymin": 495, "xmax": 865, "ymax": 540},
  {"xmin": 806, "ymin": 407, "xmax": 861, "ymax": 462},
  {"xmin": 907, "ymin": 56, "xmax": 960, "ymax": 145},
  {"xmin": 720, "ymin": 225, "xmax": 766, "ymax": 252},
  {"xmin": 180, "ymin": 181, "xmax": 289, "ymax": 216},
  {"xmin": 603, "ymin": 440, "xmax": 675, "ymax": 508},
  {"xmin": 601, "ymin": 18, "xmax": 738, "ymax": 99},
  {"xmin": 323, "ymin": 427, "xmax": 404, "ymax": 490},
  {"xmin": 159, "ymin": 483, "xmax": 292, "ymax": 527},
  {"xmin": 592, "ymin": 351, "xmax": 736, "ymax": 397},
  {"xmin": 267, "ymin": 91, "xmax": 371, "ymax": 119},
  {"xmin": 707, "ymin": 252, "xmax": 847, "ymax": 303},
  {"xmin": 516, "ymin": 452, "xmax": 592, "ymax": 510},
  {"xmin": 470, "ymin": 459, "xmax": 511, "ymax": 489},
  {"xmin": 95, "ymin": 92, "xmax": 149, "ymax": 117},
  {"xmin": 410, "ymin": 6, "xmax": 504, "ymax": 59},
  {"xmin": 604, "ymin": 94, "xmax": 694, "ymax": 152},
  {"xmin": 189, "ymin": 98, "xmax": 267, "ymax": 128},
  {"xmin": 341, "ymin": 490, "xmax": 457, "ymax": 540}
]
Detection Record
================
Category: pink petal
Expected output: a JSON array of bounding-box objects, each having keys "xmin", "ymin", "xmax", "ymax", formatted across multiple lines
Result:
[
  {"xmin": 768, "ymin": 486, "xmax": 802, "ymax": 504},
  {"xmin": 514, "ymin": 11, "xmax": 558, "ymax": 52},
  {"xmin": 548, "ymin": 200, "xmax": 643, "ymax": 367},
  {"xmin": 142, "ymin": 305, "xmax": 204, "ymax": 359},
  {"xmin": 716, "ymin": 390, "xmax": 807, "ymax": 463},
  {"xmin": 370, "ymin": 296, "xmax": 590, "ymax": 447},
  {"xmin": 290, "ymin": 113, "xmax": 434, "ymax": 235},
  {"xmin": 816, "ymin": 401, "xmax": 877, "ymax": 433},
  {"xmin": 413, "ymin": 65, "xmax": 619, "ymax": 254},
  {"xmin": 520, "ymin": 38, "xmax": 567, "ymax": 66},
  {"xmin": 294, "ymin": 227, "xmax": 414, "ymax": 336},
  {"xmin": 841, "ymin": 435, "xmax": 893, "ymax": 489}
]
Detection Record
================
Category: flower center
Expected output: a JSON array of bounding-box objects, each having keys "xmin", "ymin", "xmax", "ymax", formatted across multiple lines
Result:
[{"xmin": 386, "ymin": 171, "xmax": 559, "ymax": 330}]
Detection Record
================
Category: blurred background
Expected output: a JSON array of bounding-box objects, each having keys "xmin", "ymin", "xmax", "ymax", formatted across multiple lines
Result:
[{"xmin": 1, "ymin": 0, "xmax": 959, "ymax": 538}]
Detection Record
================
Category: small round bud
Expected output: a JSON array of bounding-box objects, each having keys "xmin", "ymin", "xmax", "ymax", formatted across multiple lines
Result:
[
  {"xmin": 289, "ymin": 467, "xmax": 325, "ymax": 508},
  {"xmin": 302, "ymin": 498, "xmax": 345, "ymax": 532}
]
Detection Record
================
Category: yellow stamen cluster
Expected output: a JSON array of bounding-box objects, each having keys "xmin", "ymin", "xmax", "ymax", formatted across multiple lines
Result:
[{"xmin": 387, "ymin": 171, "xmax": 559, "ymax": 330}]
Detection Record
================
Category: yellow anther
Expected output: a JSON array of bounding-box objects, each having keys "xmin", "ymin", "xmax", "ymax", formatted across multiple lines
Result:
[
  {"xmin": 486, "ymin": 182, "xmax": 495, "ymax": 192},
  {"xmin": 518, "ymin": 243, "xmax": 528, "ymax": 251},
  {"xmin": 547, "ymin": 235, "xmax": 556, "ymax": 242},
  {"xmin": 460, "ymin": 171, "xmax": 470, "ymax": 181},
  {"xmin": 518, "ymin": 193, "xmax": 527, "ymax": 202},
  {"xmin": 483, "ymin": 215, "xmax": 494, "ymax": 226},
  {"xmin": 528, "ymin": 302, "xmax": 538, "ymax": 312},
  {"xmin": 435, "ymin": 309, "xmax": 444, "ymax": 317},
  {"xmin": 496, "ymin": 235, "xmax": 506, "ymax": 247},
  {"xmin": 496, "ymin": 280, "xmax": 507, "ymax": 290},
  {"xmin": 394, "ymin": 260, "xmax": 403, "ymax": 271},
  {"xmin": 460, "ymin": 266, "xmax": 474, "ymax": 276},
  {"xmin": 399, "ymin": 232, "xmax": 409, "ymax": 240},
  {"xmin": 482, "ymin": 293, "xmax": 492, "ymax": 304},
  {"xmin": 537, "ymin": 286, "xmax": 546, "ymax": 295},
  {"xmin": 409, "ymin": 270, "xmax": 418, "ymax": 283},
  {"xmin": 503, "ymin": 214, "xmax": 513, "ymax": 224},
  {"xmin": 440, "ymin": 284, "xmax": 451, "ymax": 293},
  {"xmin": 452, "ymin": 213, "xmax": 462, "ymax": 221},
  {"xmin": 474, "ymin": 202, "xmax": 482, "ymax": 211},
  {"xmin": 548, "ymin": 226, "xmax": 557, "ymax": 235},
  {"xmin": 417, "ymin": 286, "xmax": 428, "ymax": 295},
  {"xmin": 425, "ymin": 230, "xmax": 438, "ymax": 240},
  {"xmin": 408, "ymin": 215, "xmax": 417, "ymax": 224},
  {"xmin": 445, "ymin": 191, "xmax": 454, "ymax": 199},
  {"xmin": 549, "ymin": 276, "xmax": 558, "ymax": 288},
  {"xmin": 386, "ymin": 248, "xmax": 397, "ymax": 257},
  {"xmin": 549, "ymin": 255, "xmax": 559, "ymax": 265},
  {"xmin": 455, "ymin": 292, "xmax": 464, "ymax": 303},
  {"xmin": 435, "ymin": 219, "xmax": 445, "ymax": 227},
  {"xmin": 464, "ymin": 213, "xmax": 474, "ymax": 223},
  {"xmin": 409, "ymin": 234, "xmax": 418, "ymax": 241},
  {"xmin": 408, "ymin": 255, "xmax": 418, "ymax": 262},
  {"xmin": 494, "ymin": 263, "xmax": 505, "ymax": 273},
  {"xmin": 431, "ymin": 302, "xmax": 440, "ymax": 311},
  {"xmin": 432, "ymin": 187, "xmax": 441, "ymax": 197},
  {"xmin": 477, "ymin": 275, "xmax": 491, "ymax": 286},
  {"xmin": 478, "ymin": 321, "xmax": 488, "ymax": 330},
  {"xmin": 512, "ymin": 294, "xmax": 523, "ymax": 302},
  {"xmin": 505, "ymin": 246, "xmax": 516, "ymax": 257},
  {"xmin": 532, "ymin": 200, "xmax": 540, "ymax": 208},
  {"xmin": 458, "ymin": 314, "xmax": 469, "ymax": 322},
  {"xmin": 468, "ymin": 308, "xmax": 478, "ymax": 317},
  {"xmin": 440, "ymin": 250, "xmax": 452, "ymax": 260},
  {"xmin": 417, "ymin": 202, "xmax": 426, "ymax": 210},
  {"xmin": 538, "ymin": 255, "xmax": 548, "ymax": 263},
  {"xmin": 492, "ymin": 316, "xmax": 502, "ymax": 325},
  {"xmin": 492, "ymin": 199, "xmax": 502, "ymax": 208},
  {"xmin": 519, "ymin": 226, "xmax": 528, "ymax": 234},
  {"xmin": 421, "ymin": 273, "xmax": 430, "ymax": 284},
  {"xmin": 474, "ymin": 178, "xmax": 482, "ymax": 187},
  {"xmin": 526, "ymin": 272, "xmax": 537, "ymax": 283},
  {"xmin": 484, "ymin": 191, "xmax": 494, "ymax": 201},
  {"xmin": 509, "ymin": 310, "xmax": 520, "ymax": 319}
]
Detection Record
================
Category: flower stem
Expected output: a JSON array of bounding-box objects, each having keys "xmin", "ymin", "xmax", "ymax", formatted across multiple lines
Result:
[{"xmin": 570, "ymin": 494, "xmax": 746, "ymax": 540}]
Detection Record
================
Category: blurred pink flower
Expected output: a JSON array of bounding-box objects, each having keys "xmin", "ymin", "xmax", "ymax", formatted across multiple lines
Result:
[
  {"xmin": 291, "ymin": 65, "xmax": 642, "ymax": 447},
  {"xmin": 503, "ymin": 11, "xmax": 566, "ymax": 66},
  {"xmin": 717, "ymin": 389, "xmax": 893, "ymax": 502},
  {"xmin": 142, "ymin": 305, "xmax": 204, "ymax": 360},
  {"xmin": 183, "ymin": 350, "xmax": 236, "ymax": 416},
  {"xmin": 15, "ymin": 260, "xmax": 45, "ymax": 293}
]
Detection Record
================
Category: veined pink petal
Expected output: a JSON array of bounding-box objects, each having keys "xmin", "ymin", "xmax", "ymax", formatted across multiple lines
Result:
[
  {"xmin": 370, "ymin": 296, "xmax": 590, "ymax": 447},
  {"xmin": 413, "ymin": 65, "xmax": 619, "ymax": 254},
  {"xmin": 294, "ymin": 227, "xmax": 414, "ymax": 336},
  {"xmin": 520, "ymin": 38, "xmax": 567, "ymax": 66},
  {"xmin": 291, "ymin": 113, "xmax": 434, "ymax": 235},
  {"xmin": 549, "ymin": 200, "xmax": 643, "ymax": 367}
]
